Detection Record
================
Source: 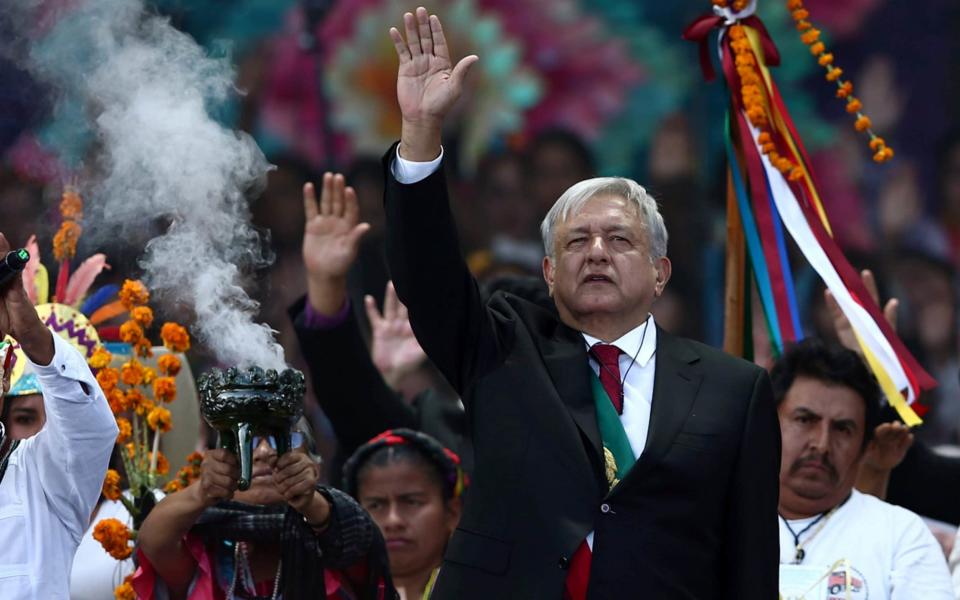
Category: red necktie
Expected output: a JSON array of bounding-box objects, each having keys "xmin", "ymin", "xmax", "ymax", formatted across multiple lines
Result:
[{"xmin": 592, "ymin": 343, "xmax": 623, "ymax": 414}]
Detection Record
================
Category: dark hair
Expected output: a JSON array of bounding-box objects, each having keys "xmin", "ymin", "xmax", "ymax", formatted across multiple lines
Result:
[
  {"xmin": 343, "ymin": 429, "xmax": 467, "ymax": 502},
  {"xmin": 526, "ymin": 128, "xmax": 596, "ymax": 176},
  {"xmin": 771, "ymin": 338, "xmax": 882, "ymax": 448}
]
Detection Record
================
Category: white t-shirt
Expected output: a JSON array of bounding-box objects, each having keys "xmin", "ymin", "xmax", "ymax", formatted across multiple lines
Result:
[
  {"xmin": 70, "ymin": 497, "xmax": 135, "ymax": 600},
  {"xmin": 0, "ymin": 334, "xmax": 118, "ymax": 599},
  {"xmin": 779, "ymin": 490, "xmax": 952, "ymax": 600}
]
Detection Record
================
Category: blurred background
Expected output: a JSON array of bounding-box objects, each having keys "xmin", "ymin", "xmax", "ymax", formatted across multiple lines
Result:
[{"xmin": 2, "ymin": 0, "xmax": 959, "ymax": 456}]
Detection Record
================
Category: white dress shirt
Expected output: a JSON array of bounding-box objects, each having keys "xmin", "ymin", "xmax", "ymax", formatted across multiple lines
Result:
[
  {"xmin": 582, "ymin": 315, "xmax": 657, "ymax": 459},
  {"xmin": 0, "ymin": 334, "xmax": 118, "ymax": 599}
]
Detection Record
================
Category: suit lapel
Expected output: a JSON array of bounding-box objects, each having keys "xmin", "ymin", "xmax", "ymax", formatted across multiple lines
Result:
[
  {"xmin": 538, "ymin": 321, "xmax": 604, "ymax": 477},
  {"xmin": 611, "ymin": 328, "xmax": 702, "ymax": 494}
]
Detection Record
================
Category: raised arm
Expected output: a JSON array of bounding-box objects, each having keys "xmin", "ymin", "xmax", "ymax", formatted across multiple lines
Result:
[
  {"xmin": 384, "ymin": 9, "xmax": 502, "ymax": 393},
  {"xmin": 0, "ymin": 233, "xmax": 116, "ymax": 541}
]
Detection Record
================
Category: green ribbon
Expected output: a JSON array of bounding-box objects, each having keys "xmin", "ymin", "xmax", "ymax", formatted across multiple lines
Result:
[{"xmin": 591, "ymin": 372, "xmax": 636, "ymax": 489}]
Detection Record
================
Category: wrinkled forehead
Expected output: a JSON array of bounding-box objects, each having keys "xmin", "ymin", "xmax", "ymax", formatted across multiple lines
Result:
[
  {"xmin": 780, "ymin": 378, "xmax": 866, "ymax": 424},
  {"xmin": 556, "ymin": 194, "xmax": 643, "ymax": 229}
]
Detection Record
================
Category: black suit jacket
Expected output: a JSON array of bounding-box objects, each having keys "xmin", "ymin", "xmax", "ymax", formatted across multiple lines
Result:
[
  {"xmin": 383, "ymin": 145, "xmax": 780, "ymax": 599},
  {"xmin": 289, "ymin": 297, "xmax": 470, "ymax": 486}
]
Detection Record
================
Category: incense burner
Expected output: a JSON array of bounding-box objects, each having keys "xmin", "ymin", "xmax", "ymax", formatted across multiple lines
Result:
[{"xmin": 198, "ymin": 366, "xmax": 305, "ymax": 490}]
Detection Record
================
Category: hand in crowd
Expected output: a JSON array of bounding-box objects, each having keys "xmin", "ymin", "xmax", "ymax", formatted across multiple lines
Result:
[
  {"xmin": 273, "ymin": 450, "xmax": 321, "ymax": 515},
  {"xmin": 826, "ymin": 268, "xmax": 898, "ymax": 354},
  {"xmin": 0, "ymin": 233, "xmax": 53, "ymax": 365},
  {"xmin": 195, "ymin": 448, "xmax": 241, "ymax": 507},
  {"xmin": 365, "ymin": 281, "xmax": 427, "ymax": 389},
  {"xmin": 862, "ymin": 421, "xmax": 914, "ymax": 472},
  {"xmin": 302, "ymin": 173, "xmax": 370, "ymax": 315},
  {"xmin": 390, "ymin": 7, "xmax": 477, "ymax": 160}
]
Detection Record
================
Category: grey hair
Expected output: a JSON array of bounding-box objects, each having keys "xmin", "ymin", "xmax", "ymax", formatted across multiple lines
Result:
[{"xmin": 539, "ymin": 177, "xmax": 668, "ymax": 259}]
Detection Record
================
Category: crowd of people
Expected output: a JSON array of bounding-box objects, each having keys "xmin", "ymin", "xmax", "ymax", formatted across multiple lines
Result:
[{"xmin": 2, "ymin": 5, "xmax": 960, "ymax": 600}]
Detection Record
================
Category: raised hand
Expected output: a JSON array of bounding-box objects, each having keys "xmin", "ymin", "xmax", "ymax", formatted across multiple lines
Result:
[
  {"xmin": 365, "ymin": 281, "xmax": 427, "ymax": 389},
  {"xmin": 302, "ymin": 173, "xmax": 370, "ymax": 314},
  {"xmin": 390, "ymin": 7, "xmax": 478, "ymax": 160},
  {"xmin": 0, "ymin": 233, "xmax": 52, "ymax": 365},
  {"xmin": 862, "ymin": 421, "xmax": 914, "ymax": 472},
  {"xmin": 826, "ymin": 269, "xmax": 898, "ymax": 354},
  {"xmin": 195, "ymin": 448, "xmax": 240, "ymax": 507}
]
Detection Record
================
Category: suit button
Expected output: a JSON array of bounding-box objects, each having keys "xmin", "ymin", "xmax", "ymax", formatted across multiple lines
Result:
[
  {"xmin": 558, "ymin": 556, "xmax": 570, "ymax": 570},
  {"xmin": 600, "ymin": 503, "xmax": 611, "ymax": 514}
]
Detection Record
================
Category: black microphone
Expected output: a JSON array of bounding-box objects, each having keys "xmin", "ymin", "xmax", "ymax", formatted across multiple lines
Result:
[{"xmin": 0, "ymin": 248, "xmax": 29, "ymax": 287}]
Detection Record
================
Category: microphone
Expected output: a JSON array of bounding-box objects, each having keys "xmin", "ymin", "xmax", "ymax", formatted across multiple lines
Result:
[{"xmin": 0, "ymin": 248, "xmax": 30, "ymax": 288}]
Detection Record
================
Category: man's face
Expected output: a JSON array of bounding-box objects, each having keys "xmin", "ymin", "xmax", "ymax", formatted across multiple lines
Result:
[
  {"xmin": 543, "ymin": 195, "xmax": 669, "ymax": 332},
  {"xmin": 778, "ymin": 376, "xmax": 866, "ymax": 516},
  {"xmin": 5, "ymin": 394, "xmax": 44, "ymax": 439}
]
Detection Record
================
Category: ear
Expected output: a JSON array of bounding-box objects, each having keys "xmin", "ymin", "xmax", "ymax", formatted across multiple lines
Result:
[
  {"xmin": 542, "ymin": 256, "xmax": 555, "ymax": 297},
  {"xmin": 653, "ymin": 257, "xmax": 672, "ymax": 298}
]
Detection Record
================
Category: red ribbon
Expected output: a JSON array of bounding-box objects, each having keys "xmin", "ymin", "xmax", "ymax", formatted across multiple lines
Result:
[{"xmin": 682, "ymin": 13, "xmax": 780, "ymax": 81}]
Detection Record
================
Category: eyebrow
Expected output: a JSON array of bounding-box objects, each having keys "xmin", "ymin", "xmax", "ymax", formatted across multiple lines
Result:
[
  {"xmin": 792, "ymin": 407, "xmax": 858, "ymax": 429},
  {"xmin": 565, "ymin": 225, "xmax": 633, "ymax": 237}
]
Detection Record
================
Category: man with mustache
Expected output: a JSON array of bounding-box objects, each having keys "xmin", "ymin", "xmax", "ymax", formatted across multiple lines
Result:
[
  {"xmin": 381, "ymin": 7, "xmax": 780, "ymax": 599},
  {"xmin": 774, "ymin": 338, "xmax": 952, "ymax": 599}
]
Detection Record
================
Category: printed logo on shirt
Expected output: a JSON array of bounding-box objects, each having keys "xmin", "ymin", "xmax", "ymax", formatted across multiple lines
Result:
[{"xmin": 825, "ymin": 565, "xmax": 868, "ymax": 600}]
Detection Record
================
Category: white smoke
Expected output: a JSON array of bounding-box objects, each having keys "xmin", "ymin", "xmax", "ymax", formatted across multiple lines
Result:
[{"xmin": 12, "ymin": 0, "xmax": 285, "ymax": 369}]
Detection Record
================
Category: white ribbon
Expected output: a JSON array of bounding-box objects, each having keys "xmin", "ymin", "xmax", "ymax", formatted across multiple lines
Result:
[{"xmin": 712, "ymin": 0, "xmax": 758, "ymax": 25}]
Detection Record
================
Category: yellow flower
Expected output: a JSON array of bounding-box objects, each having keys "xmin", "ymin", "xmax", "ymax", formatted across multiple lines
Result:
[
  {"xmin": 143, "ymin": 367, "xmax": 157, "ymax": 385},
  {"xmin": 854, "ymin": 115, "xmax": 872, "ymax": 132},
  {"xmin": 135, "ymin": 338, "xmax": 153, "ymax": 359},
  {"xmin": 809, "ymin": 42, "xmax": 825, "ymax": 56},
  {"xmin": 116, "ymin": 417, "xmax": 132, "ymax": 443},
  {"xmin": 120, "ymin": 360, "xmax": 145, "ymax": 387},
  {"xmin": 800, "ymin": 29, "xmax": 820, "ymax": 45},
  {"xmin": 158, "ymin": 354, "xmax": 181, "ymax": 377},
  {"xmin": 153, "ymin": 377, "xmax": 177, "ymax": 403},
  {"xmin": 845, "ymin": 97, "xmax": 863, "ymax": 114},
  {"xmin": 818, "ymin": 53, "xmax": 834, "ymax": 66},
  {"xmin": 119, "ymin": 280, "xmax": 150, "ymax": 310},
  {"xmin": 92, "ymin": 519, "xmax": 133, "ymax": 560},
  {"xmin": 131, "ymin": 306, "xmax": 154, "ymax": 328},
  {"xmin": 114, "ymin": 577, "xmax": 135, "ymax": 600},
  {"xmin": 107, "ymin": 389, "xmax": 126, "ymax": 416},
  {"xmin": 119, "ymin": 321, "xmax": 143, "ymax": 345},
  {"xmin": 96, "ymin": 368, "xmax": 120, "ymax": 395},
  {"xmin": 836, "ymin": 81, "xmax": 854, "ymax": 99},
  {"xmin": 125, "ymin": 442, "xmax": 136, "ymax": 459},
  {"xmin": 160, "ymin": 323, "xmax": 190, "ymax": 353},
  {"xmin": 825, "ymin": 68, "xmax": 843, "ymax": 82},
  {"xmin": 88, "ymin": 346, "xmax": 112, "ymax": 369},
  {"xmin": 126, "ymin": 389, "xmax": 146, "ymax": 412},
  {"xmin": 60, "ymin": 189, "xmax": 84, "ymax": 221},
  {"xmin": 149, "ymin": 451, "xmax": 170, "ymax": 475},
  {"xmin": 147, "ymin": 406, "xmax": 172, "ymax": 432},
  {"xmin": 869, "ymin": 137, "xmax": 886, "ymax": 151},
  {"xmin": 52, "ymin": 221, "xmax": 82, "ymax": 262},
  {"xmin": 102, "ymin": 469, "xmax": 122, "ymax": 501}
]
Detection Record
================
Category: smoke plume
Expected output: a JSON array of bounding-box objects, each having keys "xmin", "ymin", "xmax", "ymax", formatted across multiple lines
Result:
[{"xmin": 6, "ymin": 0, "xmax": 285, "ymax": 369}]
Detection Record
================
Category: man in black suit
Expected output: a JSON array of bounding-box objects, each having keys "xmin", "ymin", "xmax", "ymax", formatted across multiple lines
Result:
[{"xmin": 382, "ymin": 8, "xmax": 780, "ymax": 599}]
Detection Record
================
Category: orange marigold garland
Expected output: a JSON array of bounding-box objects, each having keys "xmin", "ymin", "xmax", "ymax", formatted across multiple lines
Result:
[
  {"xmin": 52, "ymin": 188, "xmax": 83, "ymax": 263},
  {"xmin": 114, "ymin": 575, "xmax": 136, "ymax": 600},
  {"xmin": 788, "ymin": 0, "xmax": 893, "ymax": 162},
  {"xmin": 92, "ymin": 519, "xmax": 134, "ymax": 560},
  {"xmin": 102, "ymin": 469, "xmax": 122, "ymax": 501}
]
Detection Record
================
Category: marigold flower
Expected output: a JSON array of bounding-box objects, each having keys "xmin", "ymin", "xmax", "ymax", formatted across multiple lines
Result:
[
  {"xmin": 116, "ymin": 417, "xmax": 132, "ymax": 443},
  {"xmin": 791, "ymin": 8, "xmax": 809, "ymax": 21},
  {"xmin": 125, "ymin": 442, "xmax": 136, "ymax": 459},
  {"xmin": 158, "ymin": 354, "xmax": 181, "ymax": 377},
  {"xmin": 97, "ymin": 368, "xmax": 120, "ymax": 394},
  {"xmin": 795, "ymin": 20, "xmax": 812, "ymax": 32},
  {"xmin": 160, "ymin": 323, "xmax": 190, "ymax": 353},
  {"xmin": 60, "ymin": 189, "xmax": 83, "ymax": 221},
  {"xmin": 153, "ymin": 377, "xmax": 177, "ymax": 403},
  {"xmin": 163, "ymin": 479, "xmax": 183, "ymax": 493},
  {"xmin": 52, "ymin": 221, "xmax": 82, "ymax": 262},
  {"xmin": 732, "ymin": 0, "xmax": 747, "ymax": 10},
  {"xmin": 869, "ymin": 137, "xmax": 886, "ymax": 151},
  {"xmin": 757, "ymin": 132, "xmax": 772, "ymax": 145},
  {"xmin": 881, "ymin": 147, "xmax": 894, "ymax": 160},
  {"xmin": 818, "ymin": 53, "xmax": 834, "ymax": 66},
  {"xmin": 854, "ymin": 115, "xmax": 872, "ymax": 132},
  {"xmin": 134, "ymin": 394, "xmax": 155, "ymax": 417},
  {"xmin": 119, "ymin": 280, "xmax": 150, "ymax": 310},
  {"xmin": 107, "ymin": 389, "xmax": 125, "ymax": 415},
  {"xmin": 788, "ymin": 167, "xmax": 805, "ymax": 182},
  {"xmin": 825, "ymin": 68, "xmax": 843, "ymax": 82},
  {"xmin": 135, "ymin": 338, "xmax": 153, "ymax": 359},
  {"xmin": 143, "ymin": 367, "xmax": 157, "ymax": 385},
  {"xmin": 88, "ymin": 346, "xmax": 112, "ymax": 369},
  {"xmin": 126, "ymin": 388, "xmax": 146, "ymax": 412},
  {"xmin": 729, "ymin": 24, "xmax": 746, "ymax": 40},
  {"xmin": 149, "ymin": 451, "xmax": 170, "ymax": 475},
  {"xmin": 761, "ymin": 143, "xmax": 776, "ymax": 155},
  {"xmin": 114, "ymin": 577, "xmax": 135, "ymax": 600},
  {"xmin": 776, "ymin": 157, "xmax": 793, "ymax": 173},
  {"xmin": 147, "ymin": 406, "xmax": 172, "ymax": 432},
  {"xmin": 845, "ymin": 98, "xmax": 863, "ymax": 113},
  {"xmin": 187, "ymin": 451, "xmax": 204, "ymax": 465},
  {"xmin": 800, "ymin": 29, "xmax": 820, "ymax": 45},
  {"xmin": 787, "ymin": 0, "xmax": 803, "ymax": 9},
  {"xmin": 120, "ymin": 360, "xmax": 145, "ymax": 387},
  {"xmin": 92, "ymin": 519, "xmax": 133, "ymax": 560},
  {"xmin": 131, "ymin": 306, "xmax": 154, "ymax": 328},
  {"xmin": 119, "ymin": 321, "xmax": 143, "ymax": 345},
  {"xmin": 102, "ymin": 469, "xmax": 122, "ymax": 501},
  {"xmin": 809, "ymin": 42, "xmax": 825, "ymax": 56},
  {"xmin": 836, "ymin": 81, "xmax": 854, "ymax": 99}
]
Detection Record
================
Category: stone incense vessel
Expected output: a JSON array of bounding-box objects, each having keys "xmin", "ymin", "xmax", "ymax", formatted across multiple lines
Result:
[{"xmin": 198, "ymin": 366, "xmax": 305, "ymax": 490}]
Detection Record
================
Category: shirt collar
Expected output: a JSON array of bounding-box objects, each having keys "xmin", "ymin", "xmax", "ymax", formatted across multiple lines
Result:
[{"xmin": 582, "ymin": 315, "xmax": 657, "ymax": 367}]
